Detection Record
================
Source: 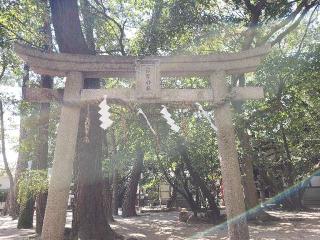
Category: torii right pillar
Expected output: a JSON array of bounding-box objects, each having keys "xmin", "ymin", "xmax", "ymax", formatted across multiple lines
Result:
[{"xmin": 212, "ymin": 71, "xmax": 250, "ymax": 240}]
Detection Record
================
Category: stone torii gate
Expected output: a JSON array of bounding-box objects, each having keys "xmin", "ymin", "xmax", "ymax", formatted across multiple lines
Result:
[{"xmin": 15, "ymin": 43, "xmax": 270, "ymax": 240}]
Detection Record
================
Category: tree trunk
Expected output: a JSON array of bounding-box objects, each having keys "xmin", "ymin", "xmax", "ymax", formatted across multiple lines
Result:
[
  {"xmin": 17, "ymin": 197, "xmax": 35, "ymax": 229},
  {"xmin": 47, "ymin": 0, "xmax": 117, "ymax": 239},
  {"xmin": 178, "ymin": 141, "xmax": 220, "ymax": 222},
  {"xmin": 10, "ymin": 64, "xmax": 30, "ymax": 219},
  {"xmin": 112, "ymin": 170, "xmax": 119, "ymax": 216},
  {"xmin": 232, "ymin": 75, "xmax": 260, "ymax": 212},
  {"xmin": 75, "ymin": 104, "xmax": 116, "ymax": 239},
  {"xmin": 238, "ymin": 128, "xmax": 259, "ymax": 209},
  {"xmin": 35, "ymin": 75, "xmax": 52, "ymax": 234},
  {"xmin": 15, "ymin": 75, "xmax": 37, "ymax": 229},
  {"xmin": 111, "ymin": 129, "xmax": 119, "ymax": 216},
  {"xmin": 0, "ymin": 101, "xmax": 16, "ymax": 218},
  {"xmin": 71, "ymin": 171, "xmax": 79, "ymax": 239},
  {"xmin": 232, "ymin": 0, "xmax": 315, "ymax": 219},
  {"xmin": 237, "ymin": 126, "xmax": 272, "ymax": 220},
  {"xmin": 35, "ymin": 0, "xmax": 53, "ymax": 233},
  {"xmin": 158, "ymin": 157, "xmax": 198, "ymax": 213},
  {"xmin": 166, "ymin": 183, "xmax": 177, "ymax": 208},
  {"xmin": 16, "ymin": 64, "xmax": 39, "ymax": 228},
  {"xmin": 122, "ymin": 148, "xmax": 143, "ymax": 217},
  {"xmin": 17, "ymin": 168, "xmax": 36, "ymax": 229},
  {"xmin": 104, "ymin": 177, "xmax": 114, "ymax": 221},
  {"xmin": 234, "ymin": 91, "xmax": 273, "ymax": 221},
  {"xmin": 280, "ymin": 124, "xmax": 302, "ymax": 210},
  {"xmin": 145, "ymin": 0, "xmax": 164, "ymax": 55}
]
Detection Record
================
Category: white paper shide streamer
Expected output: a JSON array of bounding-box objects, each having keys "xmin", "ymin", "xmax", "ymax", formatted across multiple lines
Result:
[
  {"xmin": 137, "ymin": 108, "xmax": 156, "ymax": 135},
  {"xmin": 98, "ymin": 95, "xmax": 113, "ymax": 130},
  {"xmin": 196, "ymin": 102, "xmax": 217, "ymax": 132},
  {"xmin": 160, "ymin": 105, "xmax": 180, "ymax": 133}
]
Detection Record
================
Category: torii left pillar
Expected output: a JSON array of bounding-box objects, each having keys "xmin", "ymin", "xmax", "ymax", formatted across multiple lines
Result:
[{"xmin": 41, "ymin": 72, "xmax": 83, "ymax": 240}]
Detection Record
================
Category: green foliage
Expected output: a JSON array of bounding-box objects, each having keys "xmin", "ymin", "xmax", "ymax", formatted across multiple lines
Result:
[
  {"xmin": 240, "ymin": 42, "xmax": 320, "ymax": 188},
  {"xmin": 17, "ymin": 170, "xmax": 48, "ymax": 206},
  {"xmin": 0, "ymin": 0, "xmax": 319, "ymax": 210}
]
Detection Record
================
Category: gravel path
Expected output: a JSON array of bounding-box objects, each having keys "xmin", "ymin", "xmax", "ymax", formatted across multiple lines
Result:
[{"xmin": 0, "ymin": 211, "xmax": 319, "ymax": 239}]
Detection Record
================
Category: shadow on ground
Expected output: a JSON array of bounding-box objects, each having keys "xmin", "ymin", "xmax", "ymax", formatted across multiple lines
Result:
[{"xmin": 0, "ymin": 211, "xmax": 319, "ymax": 239}]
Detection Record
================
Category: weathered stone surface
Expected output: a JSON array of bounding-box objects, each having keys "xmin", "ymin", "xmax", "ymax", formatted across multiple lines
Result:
[
  {"xmin": 212, "ymin": 71, "xmax": 250, "ymax": 240},
  {"xmin": 14, "ymin": 42, "xmax": 270, "ymax": 240},
  {"xmin": 24, "ymin": 86, "xmax": 264, "ymax": 104},
  {"xmin": 14, "ymin": 43, "xmax": 270, "ymax": 78},
  {"xmin": 41, "ymin": 72, "xmax": 83, "ymax": 240}
]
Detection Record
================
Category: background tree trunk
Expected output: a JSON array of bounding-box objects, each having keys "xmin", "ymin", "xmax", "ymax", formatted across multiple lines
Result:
[
  {"xmin": 35, "ymin": 0, "xmax": 53, "ymax": 232},
  {"xmin": 49, "ymin": 0, "xmax": 117, "ymax": 239},
  {"xmin": 166, "ymin": 186, "xmax": 177, "ymax": 208},
  {"xmin": 17, "ymin": 198, "xmax": 35, "ymax": 229},
  {"xmin": 17, "ymin": 162, "xmax": 36, "ymax": 229},
  {"xmin": 9, "ymin": 64, "xmax": 30, "ymax": 219},
  {"xmin": 238, "ymin": 128, "xmax": 259, "ymax": 209},
  {"xmin": 111, "ymin": 129, "xmax": 119, "ymax": 216},
  {"xmin": 233, "ymin": 82, "xmax": 273, "ymax": 221},
  {"xmin": 0, "ymin": 101, "xmax": 16, "ymax": 218},
  {"xmin": 35, "ymin": 75, "xmax": 52, "ymax": 234},
  {"xmin": 280, "ymin": 124, "xmax": 303, "ymax": 210},
  {"xmin": 229, "ymin": 0, "xmax": 315, "ymax": 218},
  {"xmin": 15, "ymin": 64, "xmax": 35, "ymax": 228},
  {"xmin": 112, "ymin": 170, "xmax": 119, "ymax": 216},
  {"xmin": 158, "ymin": 156, "xmax": 199, "ymax": 213},
  {"xmin": 75, "ymin": 104, "xmax": 116, "ymax": 239},
  {"xmin": 178, "ymin": 142, "xmax": 220, "ymax": 222},
  {"xmin": 122, "ymin": 148, "xmax": 144, "ymax": 217},
  {"xmin": 104, "ymin": 177, "xmax": 114, "ymax": 221}
]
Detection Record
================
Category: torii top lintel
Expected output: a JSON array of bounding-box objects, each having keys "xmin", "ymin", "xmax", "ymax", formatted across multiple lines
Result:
[
  {"xmin": 14, "ymin": 43, "xmax": 271, "ymax": 104},
  {"xmin": 15, "ymin": 43, "xmax": 270, "ymax": 78}
]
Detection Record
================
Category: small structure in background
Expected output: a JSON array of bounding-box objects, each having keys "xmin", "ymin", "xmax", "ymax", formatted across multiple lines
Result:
[
  {"xmin": 159, "ymin": 181, "xmax": 171, "ymax": 206},
  {"xmin": 158, "ymin": 181, "xmax": 194, "ymax": 209},
  {"xmin": 302, "ymin": 172, "xmax": 320, "ymax": 208},
  {"xmin": 0, "ymin": 172, "xmax": 10, "ymax": 212},
  {"xmin": 179, "ymin": 208, "xmax": 190, "ymax": 222}
]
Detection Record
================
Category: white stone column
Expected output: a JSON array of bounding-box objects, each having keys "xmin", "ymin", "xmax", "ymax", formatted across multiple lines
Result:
[
  {"xmin": 211, "ymin": 71, "xmax": 249, "ymax": 240},
  {"xmin": 42, "ymin": 72, "xmax": 83, "ymax": 240}
]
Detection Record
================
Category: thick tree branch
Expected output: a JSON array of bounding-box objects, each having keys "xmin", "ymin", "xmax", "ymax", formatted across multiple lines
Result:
[
  {"xmin": 0, "ymin": 100, "xmax": 16, "ymax": 218},
  {"xmin": 0, "ymin": 55, "xmax": 7, "ymax": 81},
  {"xmin": 259, "ymin": 0, "xmax": 319, "ymax": 45},
  {"xmin": 271, "ymin": 4, "xmax": 315, "ymax": 46},
  {"xmin": 90, "ymin": 0, "xmax": 127, "ymax": 55},
  {"xmin": 0, "ymin": 101, "xmax": 13, "ymax": 182},
  {"xmin": 295, "ymin": 5, "xmax": 319, "ymax": 55},
  {"xmin": 243, "ymin": 0, "xmax": 256, "ymax": 13},
  {"xmin": 241, "ymin": 0, "xmax": 266, "ymax": 49}
]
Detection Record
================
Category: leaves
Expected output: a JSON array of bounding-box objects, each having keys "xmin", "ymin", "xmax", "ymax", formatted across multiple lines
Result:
[
  {"xmin": 17, "ymin": 170, "xmax": 48, "ymax": 206},
  {"xmin": 0, "ymin": 0, "xmax": 319, "ymax": 208}
]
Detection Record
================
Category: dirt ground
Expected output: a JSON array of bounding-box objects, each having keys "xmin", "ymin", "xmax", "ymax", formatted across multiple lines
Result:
[{"xmin": 0, "ymin": 210, "xmax": 319, "ymax": 239}]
